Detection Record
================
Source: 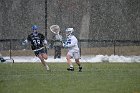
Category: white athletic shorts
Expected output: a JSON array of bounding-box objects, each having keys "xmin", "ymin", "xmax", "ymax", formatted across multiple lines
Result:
[{"xmin": 67, "ymin": 49, "xmax": 80, "ymax": 59}]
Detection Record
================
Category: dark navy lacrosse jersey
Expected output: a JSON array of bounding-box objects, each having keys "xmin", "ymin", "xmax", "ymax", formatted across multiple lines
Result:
[{"xmin": 27, "ymin": 33, "xmax": 45, "ymax": 50}]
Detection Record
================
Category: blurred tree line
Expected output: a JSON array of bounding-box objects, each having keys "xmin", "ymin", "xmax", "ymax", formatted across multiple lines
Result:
[{"xmin": 0, "ymin": 0, "xmax": 140, "ymax": 50}]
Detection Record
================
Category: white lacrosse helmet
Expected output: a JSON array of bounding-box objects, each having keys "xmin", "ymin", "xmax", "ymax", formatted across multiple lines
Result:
[{"xmin": 65, "ymin": 28, "xmax": 74, "ymax": 36}]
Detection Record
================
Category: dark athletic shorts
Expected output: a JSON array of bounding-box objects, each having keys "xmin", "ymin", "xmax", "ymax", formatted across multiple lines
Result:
[{"xmin": 34, "ymin": 47, "xmax": 47, "ymax": 56}]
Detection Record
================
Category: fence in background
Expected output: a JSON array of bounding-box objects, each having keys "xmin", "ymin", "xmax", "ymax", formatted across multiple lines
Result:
[{"xmin": 0, "ymin": 39, "xmax": 140, "ymax": 56}]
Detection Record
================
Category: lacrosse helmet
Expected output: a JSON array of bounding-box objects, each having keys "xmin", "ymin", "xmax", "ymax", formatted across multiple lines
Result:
[
  {"xmin": 65, "ymin": 28, "xmax": 74, "ymax": 36},
  {"xmin": 32, "ymin": 25, "xmax": 38, "ymax": 30},
  {"xmin": 32, "ymin": 25, "xmax": 38, "ymax": 35}
]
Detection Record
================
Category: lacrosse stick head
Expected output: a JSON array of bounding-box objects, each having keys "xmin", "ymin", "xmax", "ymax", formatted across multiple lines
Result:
[{"xmin": 50, "ymin": 25, "xmax": 60, "ymax": 34}]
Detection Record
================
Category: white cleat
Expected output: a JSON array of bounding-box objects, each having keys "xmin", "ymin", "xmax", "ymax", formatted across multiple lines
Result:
[
  {"xmin": 45, "ymin": 65, "xmax": 50, "ymax": 71},
  {"xmin": 47, "ymin": 67, "xmax": 50, "ymax": 71}
]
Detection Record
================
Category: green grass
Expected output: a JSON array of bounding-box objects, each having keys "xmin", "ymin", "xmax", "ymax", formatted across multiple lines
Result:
[{"xmin": 0, "ymin": 62, "xmax": 140, "ymax": 93}]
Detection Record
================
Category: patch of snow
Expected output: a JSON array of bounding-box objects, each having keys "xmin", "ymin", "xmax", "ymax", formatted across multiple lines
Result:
[{"xmin": 2, "ymin": 55, "xmax": 140, "ymax": 63}]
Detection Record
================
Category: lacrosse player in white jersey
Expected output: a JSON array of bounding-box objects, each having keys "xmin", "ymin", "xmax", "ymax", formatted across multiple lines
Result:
[{"xmin": 63, "ymin": 28, "xmax": 82, "ymax": 72}]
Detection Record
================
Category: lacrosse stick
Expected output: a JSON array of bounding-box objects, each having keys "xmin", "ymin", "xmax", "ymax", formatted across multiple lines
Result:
[{"xmin": 50, "ymin": 25, "xmax": 63, "ymax": 43}]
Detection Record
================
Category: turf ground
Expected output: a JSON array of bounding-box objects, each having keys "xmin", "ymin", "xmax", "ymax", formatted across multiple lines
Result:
[{"xmin": 0, "ymin": 62, "xmax": 140, "ymax": 93}]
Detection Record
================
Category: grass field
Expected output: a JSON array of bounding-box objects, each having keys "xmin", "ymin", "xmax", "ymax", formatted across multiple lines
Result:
[{"xmin": 0, "ymin": 62, "xmax": 140, "ymax": 93}]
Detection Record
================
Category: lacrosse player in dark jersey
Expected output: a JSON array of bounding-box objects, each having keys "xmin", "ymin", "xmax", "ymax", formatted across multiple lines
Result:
[{"xmin": 23, "ymin": 25, "xmax": 49, "ymax": 70}]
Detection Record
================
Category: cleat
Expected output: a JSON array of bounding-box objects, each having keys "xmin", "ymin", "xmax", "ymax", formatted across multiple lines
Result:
[
  {"xmin": 79, "ymin": 66, "xmax": 82, "ymax": 72},
  {"xmin": 67, "ymin": 67, "xmax": 74, "ymax": 71},
  {"xmin": 47, "ymin": 67, "xmax": 50, "ymax": 71},
  {"xmin": 45, "ymin": 65, "xmax": 50, "ymax": 71}
]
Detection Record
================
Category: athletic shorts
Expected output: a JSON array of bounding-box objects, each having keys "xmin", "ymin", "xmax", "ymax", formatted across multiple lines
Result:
[
  {"xmin": 34, "ymin": 47, "xmax": 47, "ymax": 56},
  {"xmin": 67, "ymin": 50, "xmax": 80, "ymax": 59}
]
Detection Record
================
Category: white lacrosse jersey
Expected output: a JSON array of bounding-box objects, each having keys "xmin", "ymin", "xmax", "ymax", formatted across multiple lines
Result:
[{"xmin": 65, "ymin": 35, "xmax": 79, "ymax": 52}]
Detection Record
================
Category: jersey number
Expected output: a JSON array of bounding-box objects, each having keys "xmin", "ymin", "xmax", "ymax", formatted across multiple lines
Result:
[
  {"xmin": 66, "ymin": 39, "xmax": 71, "ymax": 44},
  {"xmin": 33, "ymin": 40, "xmax": 40, "ymax": 45}
]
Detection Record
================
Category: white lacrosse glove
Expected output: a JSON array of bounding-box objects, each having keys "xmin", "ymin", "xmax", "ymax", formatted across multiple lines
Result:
[
  {"xmin": 62, "ymin": 43, "xmax": 65, "ymax": 47},
  {"xmin": 22, "ymin": 39, "xmax": 28, "ymax": 46},
  {"xmin": 44, "ymin": 44, "xmax": 51, "ymax": 49},
  {"xmin": 22, "ymin": 42, "xmax": 26, "ymax": 46},
  {"xmin": 63, "ymin": 43, "xmax": 68, "ymax": 48}
]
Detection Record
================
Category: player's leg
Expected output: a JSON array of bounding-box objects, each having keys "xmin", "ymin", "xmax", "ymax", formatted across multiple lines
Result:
[
  {"xmin": 66, "ymin": 52, "xmax": 74, "ymax": 71},
  {"xmin": 38, "ymin": 54, "xmax": 46, "ymax": 66},
  {"xmin": 57, "ymin": 46, "xmax": 61, "ymax": 58},
  {"xmin": 42, "ymin": 53, "xmax": 48, "ymax": 60},
  {"xmin": 34, "ymin": 49, "xmax": 49, "ymax": 70},
  {"xmin": 55, "ymin": 46, "xmax": 59, "ymax": 58},
  {"xmin": 41, "ymin": 48, "xmax": 49, "ymax": 70},
  {"xmin": 54, "ymin": 46, "xmax": 57, "ymax": 59},
  {"xmin": 75, "ymin": 59, "xmax": 82, "ymax": 72},
  {"xmin": 41, "ymin": 53, "xmax": 49, "ymax": 70},
  {"xmin": 74, "ymin": 52, "xmax": 82, "ymax": 72}
]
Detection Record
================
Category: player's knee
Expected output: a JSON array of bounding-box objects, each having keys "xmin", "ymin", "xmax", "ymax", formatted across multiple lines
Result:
[
  {"xmin": 44, "ymin": 56, "xmax": 48, "ymax": 60},
  {"xmin": 38, "ymin": 57, "xmax": 44, "ymax": 61},
  {"xmin": 66, "ymin": 57, "xmax": 69, "ymax": 60},
  {"xmin": 66, "ymin": 56, "xmax": 71, "ymax": 60},
  {"xmin": 43, "ymin": 55, "xmax": 48, "ymax": 60}
]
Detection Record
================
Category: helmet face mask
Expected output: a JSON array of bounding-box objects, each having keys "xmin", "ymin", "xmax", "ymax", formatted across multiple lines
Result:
[
  {"xmin": 33, "ymin": 29, "xmax": 37, "ymax": 33},
  {"xmin": 65, "ymin": 31, "xmax": 71, "ymax": 36},
  {"xmin": 65, "ymin": 28, "xmax": 74, "ymax": 37}
]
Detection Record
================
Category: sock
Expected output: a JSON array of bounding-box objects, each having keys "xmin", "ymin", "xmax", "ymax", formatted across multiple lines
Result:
[{"xmin": 70, "ymin": 64, "xmax": 73, "ymax": 68}]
